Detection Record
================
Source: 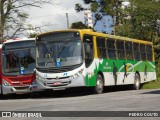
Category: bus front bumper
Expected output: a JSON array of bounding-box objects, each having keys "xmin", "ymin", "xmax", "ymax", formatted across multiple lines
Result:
[
  {"xmin": 36, "ymin": 75, "xmax": 86, "ymax": 90},
  {"xmin": 2, "ymin": 84, "xmax": 38, "ymax": 95}
]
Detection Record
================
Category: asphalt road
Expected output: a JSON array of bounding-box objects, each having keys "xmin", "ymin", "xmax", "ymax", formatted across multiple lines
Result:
[{"xmin": 0, "ymin": 87, "xmax": 160, "ymax": 120}]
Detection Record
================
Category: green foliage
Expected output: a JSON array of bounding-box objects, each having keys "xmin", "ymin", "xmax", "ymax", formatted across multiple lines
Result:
[
  {"xmin": 28, "ymin": 33, "xmax": 37, "ymax": 38},
  {"xmin": 75, "ymin": 0, "xmax": 123, "ymax": 27},
  {"xmin": 77, "ymin": 0, "xmax": 160, "ymax": 42},
  {"xmin": 70, "ymin": 21, "xmax": 90, "ymax": 29},
  {"xmin": 117, "ymin": 0, "xmax": 160, "ymax": 42},
  {"xmin": 91, "ymin": 2, "xmax": 99, "ymax": 12},
  {"xmin": 142, "ymin": 78, "xmax": 160, "ymax": 89}
]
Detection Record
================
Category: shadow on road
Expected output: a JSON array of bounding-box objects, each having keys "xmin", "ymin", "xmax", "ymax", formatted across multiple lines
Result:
[
  {"xmin": 0, "ymin": 85, "xmax": 134, "ymax": 100},
  {"xmin": 141, "ymin": 89, "xmax": 160, "ymax": 94}
]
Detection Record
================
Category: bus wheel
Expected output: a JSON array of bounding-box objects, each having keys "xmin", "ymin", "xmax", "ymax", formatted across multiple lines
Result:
[
  {"xmin": 0, "ymin": 85, "xmax": 4, "ymax": 98},
  {"xmin": 93, "ymin": 74, "xmax": 104, "ymax": 94},
  {"xmin": 133, "ymin": 73, "xmax": 141, "ymax": 90}
]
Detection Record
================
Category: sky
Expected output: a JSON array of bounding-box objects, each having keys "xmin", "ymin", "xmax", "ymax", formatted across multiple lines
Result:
[
  {"xmin": 27, "ymin": 0, "xmax": 87, "ymax": 33},
  {"xmin": 13, "ymin": 0, "xmax": 129, "ymax": 37}
]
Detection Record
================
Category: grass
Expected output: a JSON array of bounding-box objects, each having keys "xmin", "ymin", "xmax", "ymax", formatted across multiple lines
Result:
[
  {"xmin": 142, "ymin": 77, "xmax": 160, "ymax": 89},
  {"xmin": 141, "ymin": 59, "xmax": 160, "ymax": 89}
]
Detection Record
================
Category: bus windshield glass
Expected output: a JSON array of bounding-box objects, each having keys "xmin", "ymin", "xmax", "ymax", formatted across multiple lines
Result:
[
  {"xmin": 36, "ymin": 32, "xmax": 83, "ymax": 68},
  {"xmin": 2, "ymin": 41, "xmax": 35, "ymax": 75}
]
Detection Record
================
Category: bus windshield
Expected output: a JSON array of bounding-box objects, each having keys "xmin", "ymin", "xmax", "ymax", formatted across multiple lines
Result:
[
  {"xmin": 3, "ymin": 48, "xmax": 35, "ymax": 75},
  {"xmin": 36, "ymin": 38, "xmax": 83, "ymax": 68}
]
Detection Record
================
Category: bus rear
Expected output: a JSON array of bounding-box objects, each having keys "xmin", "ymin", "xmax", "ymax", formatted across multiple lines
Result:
[{"xmin": 1, "ymin": 38, "xmax": 36, "ymax": 95}]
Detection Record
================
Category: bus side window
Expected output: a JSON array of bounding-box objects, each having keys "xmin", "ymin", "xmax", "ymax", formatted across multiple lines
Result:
[
  {"xmin": 125, "ymin": 42, "xmax": 133, "ymax": 60},
  {"xmin": 116, "ymin": 41, "xmax": 125, "ymax": 59},
  {"xmin": 140, "ymin": 44, "xmax": 146, "ymax": 61},
  {"xmin": 133, "ymin": 43, "xmax": 140, "ymax": 60},
  {"xmin": 107, "ymin": 39, "xmax": 116, "ymax": 59},
  {"xmin": 83, "ymin": 35, "xmax": 94, "ymax": 67},
  {"xmin": 96, "ymin": 37, "xmax": 107, "ymax": 58},
  {"xmin": 146, "ymin": 45, "xmax": 153, "ymax": 61}
]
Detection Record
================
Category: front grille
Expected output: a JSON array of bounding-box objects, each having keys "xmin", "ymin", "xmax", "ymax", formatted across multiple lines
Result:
[
  {"xmin": 46, "ymin": 76, "xmax": 70, "ymax": 80},
  {"xmin": 14, "ymin": 86, "xmax": 29, "ymax": 91},
  {"xmin": 12, "ymin": 82, "xmax": 31, "ymax": 86}
]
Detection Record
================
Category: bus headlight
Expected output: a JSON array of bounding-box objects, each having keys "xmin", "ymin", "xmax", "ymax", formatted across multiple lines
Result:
[
  {"xmin": 2, "ymin": 79, "xmax": 11, "ymax": 86},
  {"xmin": 36, "ymin": 74, "xmax": 45, "ymax": 81}
]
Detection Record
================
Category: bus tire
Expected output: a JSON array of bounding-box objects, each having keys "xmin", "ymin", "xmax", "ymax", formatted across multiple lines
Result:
[
  {"xmin": 93, "ymin": 74, "xmax": 104, "ymax": 94},
  {"xmin": 0, "ymin": 85, "xmax": 4, "ymax": 98},
  {"xmin": 133, "ymin": 73, "xmax": 141, "ymax": 90}
]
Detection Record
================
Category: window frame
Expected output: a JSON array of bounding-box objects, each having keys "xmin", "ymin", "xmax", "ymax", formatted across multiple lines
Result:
[
  {"xmin": 146, "ymin": 44, "xmax": 153, "ymax": 61},
  {"xmin": 125, "ymin": 41, "xmax": 133, "ymax": 60},
  {"xmin": 107, "ymin": 38, "xmax": 117, "ymax": 59},
  {"xmin": 96, "ymin": 37, "xmax": 107, "ymax": 58},
  {"xmin": 140, "ymin": 44, "xmax": 147, "ymax": 61},
  {"xmin": 133, "ymin": 43, "xmax": 140, "ymax": 60},
  {"xmin": 116, "ymin": 40, "xmax": 125, "ymax": 59}
]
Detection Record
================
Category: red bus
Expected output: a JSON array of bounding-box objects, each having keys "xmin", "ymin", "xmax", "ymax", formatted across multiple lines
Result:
[
  {"xmin": 0, "ymin": 44, "xmax": 2, "ymax": 95},
  {"xmin": 0, "ymin": 38, "xmax": 36, "ymax": 95}
]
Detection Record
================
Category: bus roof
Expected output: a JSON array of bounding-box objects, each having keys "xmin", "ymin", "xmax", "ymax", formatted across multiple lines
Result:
[
  {"xmin": 3, "ymin": 38, "xmax": 35, "ymax": 44},
  {"xmin": 36, "ymin": 29, "xmax": 152, "ymax": 45}
]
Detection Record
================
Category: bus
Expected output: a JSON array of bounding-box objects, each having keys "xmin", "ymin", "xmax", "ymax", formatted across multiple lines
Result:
[
  {"xmin": 0, "ymin": 44, "xmax": 2, "ymax": 95},
  {"xmin": 35, "ymin": 29, "xmax": 156, "ymax": 94},
  {"xmin": 0, "ymin": 38, "xmax": 36, "ymax": 95}
]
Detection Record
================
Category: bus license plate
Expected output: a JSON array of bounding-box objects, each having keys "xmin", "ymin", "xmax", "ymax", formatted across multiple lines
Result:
[{"xmin": 53, "ymin": 82, "xmax": 62, "ymax": 85}]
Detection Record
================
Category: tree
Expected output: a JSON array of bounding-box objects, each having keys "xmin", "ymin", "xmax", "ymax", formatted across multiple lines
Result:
[
  {"xmin": 75, "ymin": 0, "xmax": 123, "ymax": 29},
  {"xmin": 117, "ymin": 0, "xmax": 160, "ymax": 42},
  {"xmin": 0, "ymin": 0, "xmax": 55, "ymax": 43},
  {"xmin": 70, "ymin": 21, "xmax": 90, "ymax": 29}
]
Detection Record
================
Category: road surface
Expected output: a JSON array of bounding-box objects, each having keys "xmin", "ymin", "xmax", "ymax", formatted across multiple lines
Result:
[{"xmin": 0, "ymin": 88, "xmax": 160, "ymax": 120}]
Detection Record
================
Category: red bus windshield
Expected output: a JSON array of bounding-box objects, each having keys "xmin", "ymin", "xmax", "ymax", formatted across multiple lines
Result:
[{"xmin": 2, "ymin": 41, "xmax": 35, "ymax": 76}]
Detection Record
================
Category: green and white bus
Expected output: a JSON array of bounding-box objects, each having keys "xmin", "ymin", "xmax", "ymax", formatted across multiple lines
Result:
[{"xmin": 35, "ymin": 29, "xmax": 156, "ymax": 94}]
